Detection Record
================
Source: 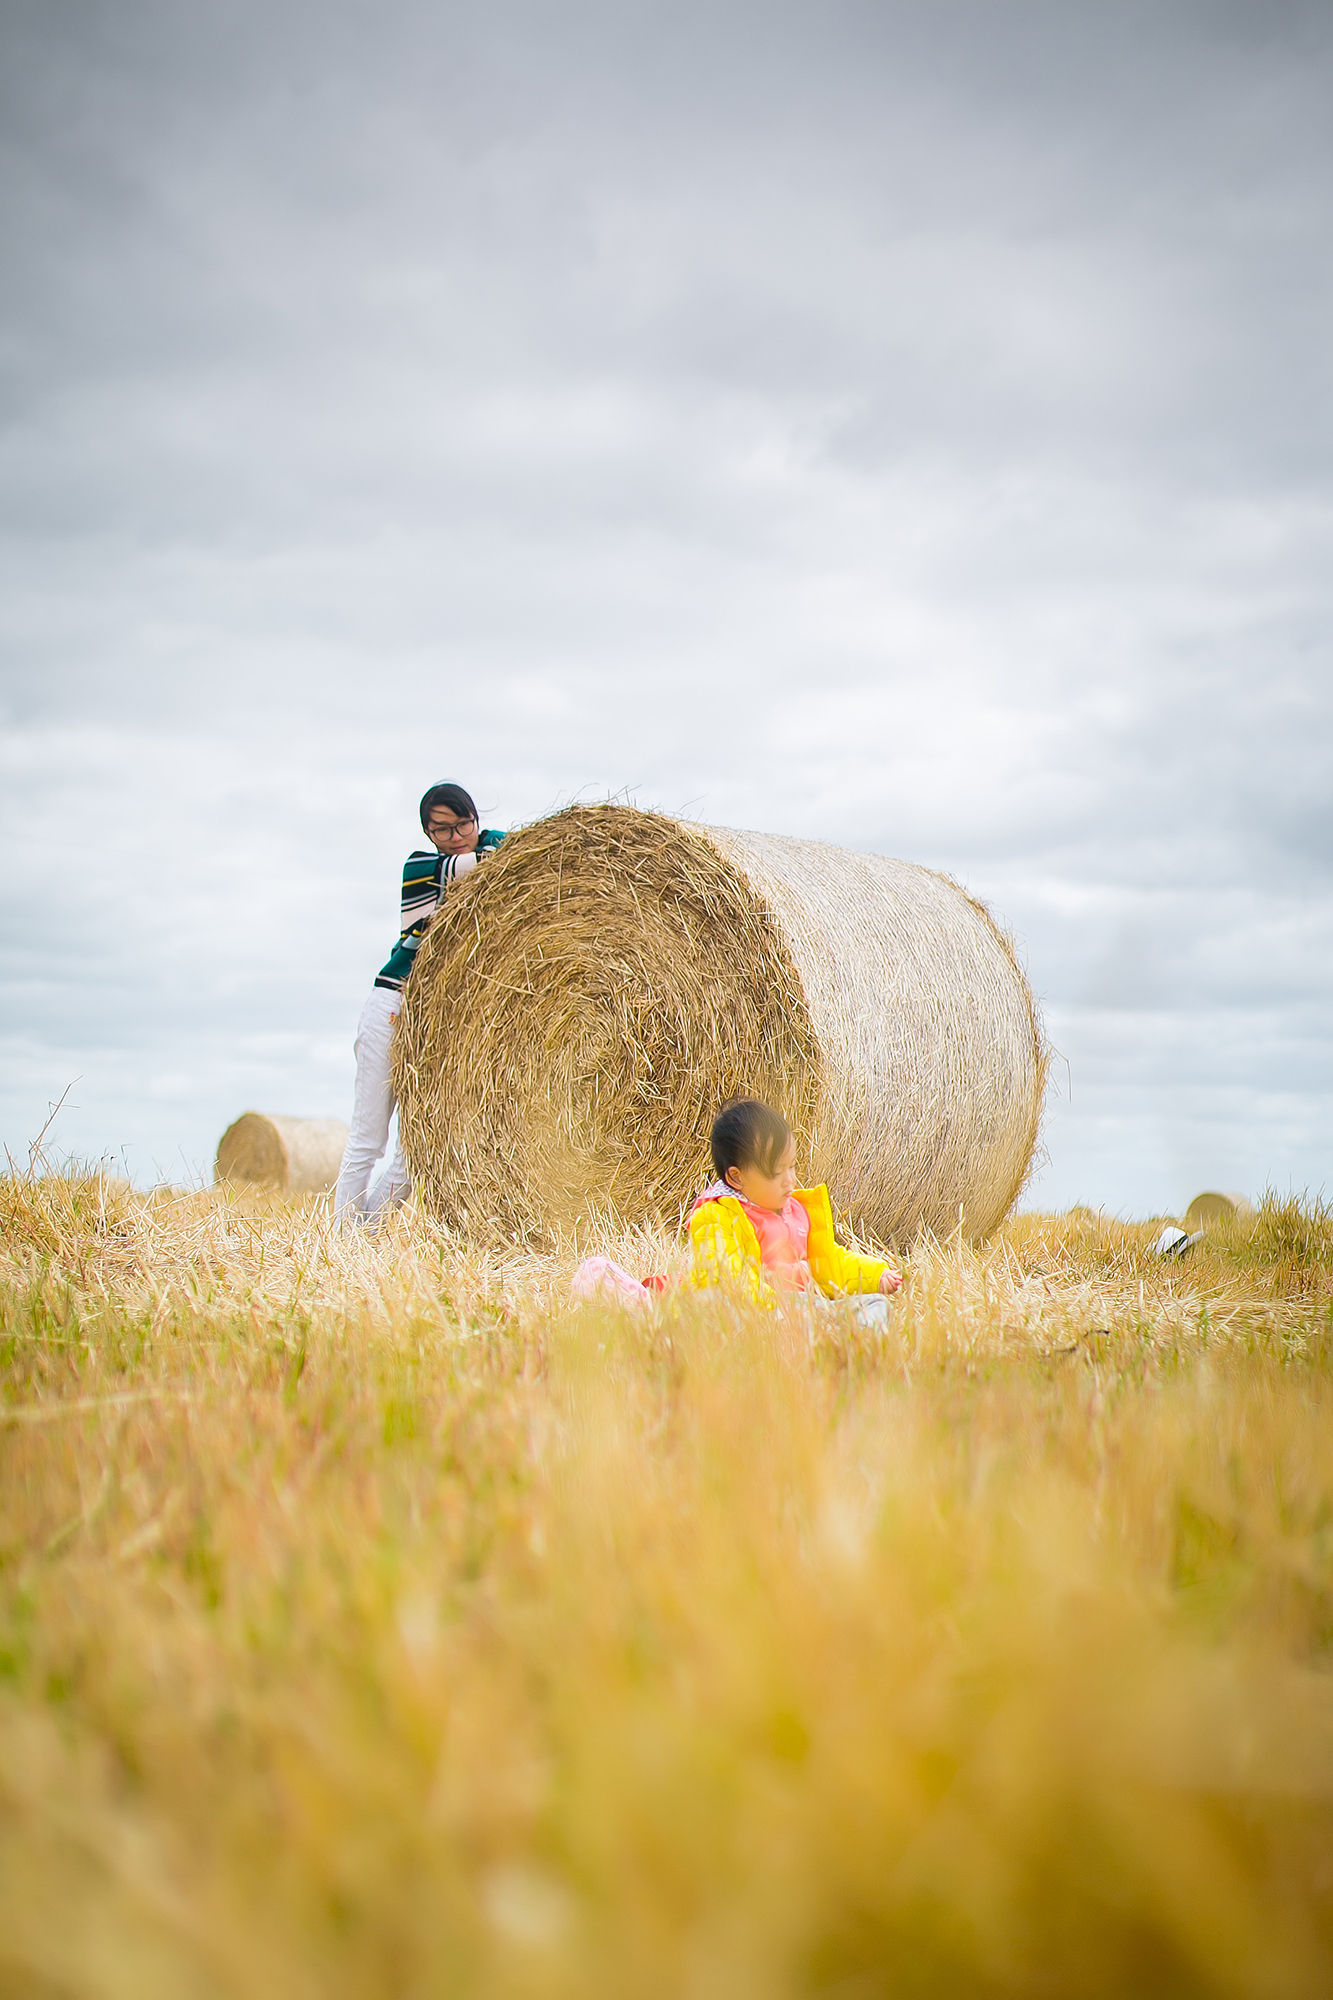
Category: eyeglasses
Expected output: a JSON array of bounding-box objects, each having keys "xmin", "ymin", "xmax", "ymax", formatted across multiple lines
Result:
[{"xmin": 428, "ymin": 815, "xmax": 477, "ymax": 839}]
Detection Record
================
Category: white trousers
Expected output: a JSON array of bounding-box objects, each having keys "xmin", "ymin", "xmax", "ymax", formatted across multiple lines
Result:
[{"xmin": 334, "ymin": 986, "xmax": 412, "ymax": 1223}]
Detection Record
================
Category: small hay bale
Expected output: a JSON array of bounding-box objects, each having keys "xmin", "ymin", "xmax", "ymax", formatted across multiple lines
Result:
[
  {"xmin": 1184, "ymin": 1189, "xmax": 1255, "ymax": 1231},
  {"xmin": 393, "ymin": 805, "xmax": 1046, "ymax": 1246},
  {"xmin": 214, "ymin": 1113, "xmax": 348, "ymax": 1195}
]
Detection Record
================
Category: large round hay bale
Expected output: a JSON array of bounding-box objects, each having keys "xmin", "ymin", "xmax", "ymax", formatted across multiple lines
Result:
[
  {"xmin": 1184, "ymin": 1189, "xmax": 1254, "ymax": 1231},
  {"xmin": 215, "ymin": 1113, "xmax": 348, "ymax": 1194},
  {"xmin": 393, "ymin": 805, "xmax": 1046, "ymax": 1247}
]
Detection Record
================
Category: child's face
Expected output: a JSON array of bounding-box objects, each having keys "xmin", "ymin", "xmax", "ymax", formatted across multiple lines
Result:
[
  {"xmin": 724, "ymin": 1136, "xmax": 798, "ymax": 1213},
  {"xmin": 426, "ymin": 808, "xmax": 481, "ymax": 856}
]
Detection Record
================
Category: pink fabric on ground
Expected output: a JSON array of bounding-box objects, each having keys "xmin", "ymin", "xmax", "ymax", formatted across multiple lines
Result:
[{"xmin": 571, "ymin": 1255, "xmax": 653, "ymax": 1309}]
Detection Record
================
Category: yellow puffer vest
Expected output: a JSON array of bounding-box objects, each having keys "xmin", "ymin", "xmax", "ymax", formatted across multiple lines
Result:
[{"xmin": 688, "ymin": 1183, "xmax": 888, "ymax": 1306}]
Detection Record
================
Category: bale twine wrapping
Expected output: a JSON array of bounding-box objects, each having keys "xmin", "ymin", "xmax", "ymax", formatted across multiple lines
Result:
[
  {"xmin": 215, "ymin": 1113, "xmax": 349, "ymax": 1194},
  {"xmin": 393, "ymin": 805, "xmax": 1046, "ymax": 1246}
]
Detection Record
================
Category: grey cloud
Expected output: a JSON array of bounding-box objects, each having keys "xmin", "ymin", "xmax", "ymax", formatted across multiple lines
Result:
[{"xmin": 2, "ymin": 0, "xmax": 1331, "ymax": 1206}]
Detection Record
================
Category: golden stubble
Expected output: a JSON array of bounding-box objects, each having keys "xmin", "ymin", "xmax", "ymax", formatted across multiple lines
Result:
[{"xmin": 2, "ymin": 1172, "xmax": 1332, "ymax": 1997}]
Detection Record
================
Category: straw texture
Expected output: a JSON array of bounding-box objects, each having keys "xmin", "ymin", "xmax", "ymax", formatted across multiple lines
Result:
[
  {"xmin": 215, "ymin": 1113, "xmax": 348, "ymax": 1194},
  {"xmin": 394, "ymin": 805, "xmax": 1045, "ymax": 1246}
]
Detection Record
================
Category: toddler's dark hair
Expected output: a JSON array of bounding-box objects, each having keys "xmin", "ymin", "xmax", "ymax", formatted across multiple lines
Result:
[{"xmin": 710, "ymin": 1099, "xmax": 792, "ymax": 1183}]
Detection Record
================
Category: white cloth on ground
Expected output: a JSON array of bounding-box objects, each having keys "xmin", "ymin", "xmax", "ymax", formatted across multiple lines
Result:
[
  {"xmin": 828, "ymin": 1293, "xmax": 892, "ymax": 1329},
  {"xmin": 334, "ymin": 985, "xmax": 411, "ymax": 1223}
]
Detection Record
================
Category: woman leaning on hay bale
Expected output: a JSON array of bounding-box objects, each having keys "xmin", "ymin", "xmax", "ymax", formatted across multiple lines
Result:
[{"xmin": 333, "ymin": 782, "xmax": 504, "ymax": 1228}]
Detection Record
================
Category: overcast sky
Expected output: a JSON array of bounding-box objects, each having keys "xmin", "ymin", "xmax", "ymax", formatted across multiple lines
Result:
[{"xmin": 2, "ymin": 0, "xmax": 1331, "ymax": 1216}]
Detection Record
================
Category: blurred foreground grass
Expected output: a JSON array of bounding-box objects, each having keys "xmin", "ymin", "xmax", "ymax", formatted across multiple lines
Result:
[{"xmin": 2, "ymin": 1173, "xmax": 1333, "ymax": 1998}]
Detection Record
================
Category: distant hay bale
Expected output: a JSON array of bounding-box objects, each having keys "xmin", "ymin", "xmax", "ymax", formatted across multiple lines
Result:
[
  {"xmin": 1184, "ymin": 1190, "xmax": 1255, "ymax": 1231},
  {"xmin": 393, "ymin": 805, "xmax": 1047, "ymax": 1247},
  {"xmin": 215, "ymin": 1114, "xmax": 348, "ymax": 1195}
]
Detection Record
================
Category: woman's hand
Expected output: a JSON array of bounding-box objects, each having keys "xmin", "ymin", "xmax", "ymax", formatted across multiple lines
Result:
[{"xmin": 878, "ymin": 1267, "xmax": 903, "ymax": 1295}]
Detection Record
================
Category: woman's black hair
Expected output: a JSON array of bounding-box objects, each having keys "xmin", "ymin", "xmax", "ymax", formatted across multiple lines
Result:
[
  {"xmin": 710, "ymin": 1098, "xmax": 792, "ymax": 1184},
  {"xmin": 419, "ymin": 782, "xmax": 478, "ymax": 831}
]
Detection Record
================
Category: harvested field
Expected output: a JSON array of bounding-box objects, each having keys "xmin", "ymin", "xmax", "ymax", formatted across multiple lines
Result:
[
  {"xmin": 3, "ymin": 1173, "xmax": 1333, "ymax": 1997},
  {"xmin": 393, "ymin": 806, "xmax": 1046, "ymax": 1248}
]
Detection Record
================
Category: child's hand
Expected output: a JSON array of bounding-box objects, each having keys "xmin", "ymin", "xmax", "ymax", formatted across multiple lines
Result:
[{"xmin": 879, "ymin": 1268, "xmax": 903, "ymax": 1295}]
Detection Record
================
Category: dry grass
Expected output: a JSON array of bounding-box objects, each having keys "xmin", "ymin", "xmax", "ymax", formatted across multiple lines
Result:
[
  {"xmin": 3, "ymin": 1172, "xmax": 1333, "ymax": 1998},
  {"xmin": 394, "ymin": 807, "xmax": 1046, "ymax": 1250}
]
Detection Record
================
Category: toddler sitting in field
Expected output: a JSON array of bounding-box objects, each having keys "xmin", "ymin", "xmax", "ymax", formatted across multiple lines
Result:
[
  {"xmin": 688, "ymin": 1098, "xmax": 902, "ymax": 1308},
  {"xmin": 571, "ymin": 1099, "xmax": 901, "ymax": 1313}
]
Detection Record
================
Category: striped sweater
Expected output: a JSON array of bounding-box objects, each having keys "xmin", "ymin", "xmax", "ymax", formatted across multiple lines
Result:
[{"xmin": 374, "ymin": 831, "xmax": 504, "ymax": 992}]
